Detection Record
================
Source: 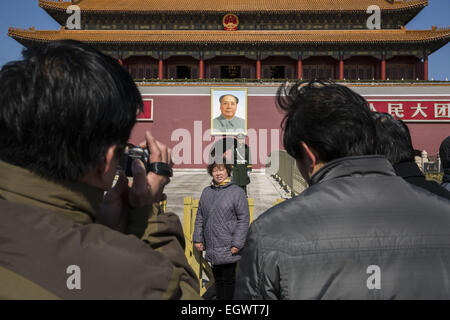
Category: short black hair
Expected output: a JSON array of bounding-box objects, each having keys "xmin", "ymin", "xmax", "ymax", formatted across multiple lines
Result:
[
  {"xmin": 219, "ymin": 94, "xmax": 239, "ymax": 104},
  {"xmin": 0, "ymin": 40, "xmax": 143, "ymax": 181},
  {"xmin": 440, "ymin": 136, "xmax": 450, "ymax": 171},
  {"xmin": 207, "ymin": 159, "xmax": 232, "ymax": 177},
  {"xmin": 372, "ymin": 113, "xmax": 415, "ymax": 164},
  {"xmin": 277, "ymin": 80, "xmax": 375, "ymax": 162}
]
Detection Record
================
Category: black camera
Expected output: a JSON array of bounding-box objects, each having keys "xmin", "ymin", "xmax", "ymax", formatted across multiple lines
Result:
[
  {"xmin": 119, "ymin": 146, "xmax": 150, "ymax": 177},
  {"xmin": 119, "ymin": 144, "xmax": 173, "ymax": 178}
]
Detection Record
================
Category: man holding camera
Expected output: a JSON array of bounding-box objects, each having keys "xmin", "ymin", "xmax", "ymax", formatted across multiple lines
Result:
[{"xmin": 0, "ymin": 40, "xmax": 199, "ymax": 299}]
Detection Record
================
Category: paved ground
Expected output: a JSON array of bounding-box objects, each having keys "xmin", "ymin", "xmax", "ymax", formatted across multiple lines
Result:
[{"xmin": 164, "ymin": 169, "xmax": 291, "ymax": 224}]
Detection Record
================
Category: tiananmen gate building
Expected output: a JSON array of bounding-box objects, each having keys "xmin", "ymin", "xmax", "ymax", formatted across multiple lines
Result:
[{"xmin": 8, "ymin": 0, "xmax": 450, "ymax": 168}]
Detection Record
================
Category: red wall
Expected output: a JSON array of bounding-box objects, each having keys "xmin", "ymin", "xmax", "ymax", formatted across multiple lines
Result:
[
  {"xmin": 407, "ymin": 123, "xmax": 449, "ymax": 156},
  {"xmin": 130, "ymin": 95, "xmax": 284, "ymax": 169},
  {"xmin": 129, "ymin": 88, "xmax": 449, "ymax": 168}
]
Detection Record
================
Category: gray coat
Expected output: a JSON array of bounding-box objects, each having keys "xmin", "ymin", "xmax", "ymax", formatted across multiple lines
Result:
[
  {"xmin": 235, "ymin": 156, "xmax": 450, "ymax": 299},
  {"xmin": 193, "ymin": 181, "xmax": 250, "ymax": 265}
]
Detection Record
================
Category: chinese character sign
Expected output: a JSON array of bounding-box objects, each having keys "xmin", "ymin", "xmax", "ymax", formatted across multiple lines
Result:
[{"xmin": 368, "ymin": 100, "xmax": 450, "ymax": 122}]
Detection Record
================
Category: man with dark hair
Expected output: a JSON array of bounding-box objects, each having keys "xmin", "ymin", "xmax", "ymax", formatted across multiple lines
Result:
[
  {"xmin": 440, "ymin": 136, "xmax": 450, "ymax": 192},
  {"xmin": 0, "ymin": 40, "xmax": 199, "ymax": 299},
  {"xmin": 373, "ymin": 113, "xmax": 450, "ymax": 200},
  {"xmin": 235, "ymin": 80, "xmax": 450, "ymax": 300}
]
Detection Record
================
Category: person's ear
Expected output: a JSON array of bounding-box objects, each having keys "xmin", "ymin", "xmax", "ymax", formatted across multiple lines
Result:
[
  {"xmin": 300, "ymin": 141, "xmax": 317, "ymax": 173},
  {"xmin": 103, "ymin": 145, "xmax": 118, "ymax": 174},
  {"xmin": 79, "ymin": 145, "xmax": 120, "ymax": 190},
  {"xmin": 95, "ymin": 145, "xmax": 119, "ymax": 189}
]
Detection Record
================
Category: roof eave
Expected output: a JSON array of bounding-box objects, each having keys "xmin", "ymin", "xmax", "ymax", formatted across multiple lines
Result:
[{"xmin": 37, "ymin": 0, "xmax": 429, "ymax": 15}]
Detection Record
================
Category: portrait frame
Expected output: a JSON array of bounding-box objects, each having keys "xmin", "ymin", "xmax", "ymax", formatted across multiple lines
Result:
[{"xmin": 210, "ymin": 88, "xmax": 247, "ymax": 136}]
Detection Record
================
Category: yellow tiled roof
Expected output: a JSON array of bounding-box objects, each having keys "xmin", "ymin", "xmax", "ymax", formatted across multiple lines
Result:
[
  {"xmin": 38, "ymin": 0, "xmax": 428, "ymax": 13},
  {"xmin": 9, "ymin": 28, "xmax": 450, "ymax": 44}
]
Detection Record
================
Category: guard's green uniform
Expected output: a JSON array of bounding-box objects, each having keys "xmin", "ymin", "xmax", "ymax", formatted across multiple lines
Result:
[{"xmin": 231, "ymin": 143, "xmax": 252, "ymax": 194}]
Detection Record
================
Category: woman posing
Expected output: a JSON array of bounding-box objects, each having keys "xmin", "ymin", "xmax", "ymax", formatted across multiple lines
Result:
[{"xmin": 193, "ymin": 160, "xmax": 250, "ymax": 300}]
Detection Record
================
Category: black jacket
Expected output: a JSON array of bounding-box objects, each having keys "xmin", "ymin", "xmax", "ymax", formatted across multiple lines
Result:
[
  {"xmin": 394, "ymin": 161, "xmax": 450, "ymax": 200},
  {"xmin": 231, "ymin": 144, "xmax": 252, "ymax": 187},
  {"xmin": 442, "ymin": 174, "xmax": 450, "ymax": 192},
  {"xmin": 235, "ymin": 156, "xmax": 450, "ymax": 300}
]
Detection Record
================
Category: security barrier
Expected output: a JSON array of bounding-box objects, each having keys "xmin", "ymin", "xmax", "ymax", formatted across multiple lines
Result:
[
  {"xmin": 272, "ymin": 198, "xmax": 286, "ymax": 206},
  {"xmin": 183, "ymin": 197, "xmax": 254, "ymax": 296}
]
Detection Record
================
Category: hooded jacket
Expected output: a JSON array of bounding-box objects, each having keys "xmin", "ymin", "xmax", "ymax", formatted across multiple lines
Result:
[
  {"xmin": 235, "ymin": 156, "xmax": 450, "ymax": 300},
  {"xmin": 193, "ymin": 180, "xmax": 250, "ymax": 265},
  {"xmin": 0, "ymin": 160, "xmax": 200, "ymax": 299}
]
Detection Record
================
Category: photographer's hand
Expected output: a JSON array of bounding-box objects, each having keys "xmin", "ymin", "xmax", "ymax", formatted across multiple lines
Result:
[{"xmin": 129, "ymin": 131, "xmax": 171, "ymax": 208}]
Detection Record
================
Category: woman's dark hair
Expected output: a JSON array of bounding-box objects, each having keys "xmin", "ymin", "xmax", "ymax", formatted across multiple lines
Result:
[
  {"xmin": 372, "ymin": 112, "xmax": 415, "ymax": 164},
  {"xmin": 0, "ymin": 40, "xmax": 143, "ymax": 181},
  {"xmin": 207, "ymin": 158, "xmax": 232, "ymax": 177},
  {"xmin": 277, "ymin": 80, "xmax": 375, "ymax": 162}
]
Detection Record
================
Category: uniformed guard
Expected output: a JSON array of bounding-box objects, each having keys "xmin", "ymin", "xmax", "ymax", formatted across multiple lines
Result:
[{"xmin": 231, "ymin": 133, "xmax": 252, "ymax": 195}]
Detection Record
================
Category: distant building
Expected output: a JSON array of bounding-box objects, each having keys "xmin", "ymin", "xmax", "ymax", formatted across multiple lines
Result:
[
  {"xmin": 7, "ymin": 1, "xmax": 450, "ymax": 169},
  {"xmin": 8, "ymin": 0, "xmax": 450, "ymax": 81}
]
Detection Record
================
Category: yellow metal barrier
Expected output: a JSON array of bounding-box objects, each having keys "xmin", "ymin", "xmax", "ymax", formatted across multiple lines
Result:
[
  {"xmin": 183, "ymin": 197, "xmax": 254, "ymax": 296},
  {"xmin": 248, "ymin": 198, "xmax": 254, "ymax": 224},
  {"xmin": 272, "ymin": 198, "xmax": 286, "ymax": 206}
]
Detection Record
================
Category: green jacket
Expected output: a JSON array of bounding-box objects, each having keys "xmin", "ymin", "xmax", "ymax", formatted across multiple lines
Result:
[
  {"xmin": 0, "ymin": 160, "xmax": 200, "ymax": 300},
  {"xmin": 231, "ymin": 144, "xmax": 252, "ymax": 187}
]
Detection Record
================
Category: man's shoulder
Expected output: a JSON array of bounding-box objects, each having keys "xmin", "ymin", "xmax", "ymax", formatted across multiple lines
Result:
[
  {"xmin": 252, "ymin": 175, "xmax": 450, "ymax": 239},
  {"xmin": 0, "ymin": 199, "xmax": 176, "ymax": 299},
  {"xmin": 251, "ymin": 193, "xmax": 309, "ymax": 235},
  {"xmin": 0, "ymin": 198, "xmax": 171, "ymax": 263}
]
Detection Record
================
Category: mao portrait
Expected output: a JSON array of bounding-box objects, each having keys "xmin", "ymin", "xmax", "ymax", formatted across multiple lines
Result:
[{"xmin": 211, "ymin": 88, "xmax": 247, "ymax": 135}]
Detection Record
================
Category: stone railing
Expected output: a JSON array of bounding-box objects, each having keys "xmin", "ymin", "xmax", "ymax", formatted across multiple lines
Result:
[{"xmin": 267, "ymin": 150, "xmax": 308, "ymax": 196}]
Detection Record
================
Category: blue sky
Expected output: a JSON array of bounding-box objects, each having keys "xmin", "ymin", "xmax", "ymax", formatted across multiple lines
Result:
[{"xmin": 1, "ymin": 0, "xmax": 449, "ymax": 79}]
